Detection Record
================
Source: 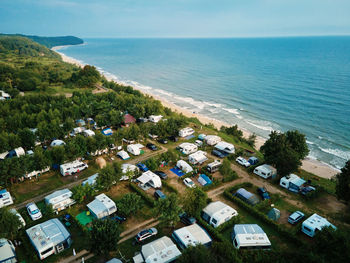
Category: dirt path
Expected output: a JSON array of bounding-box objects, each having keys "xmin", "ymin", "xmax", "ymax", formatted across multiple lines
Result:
[{"xmin": 118, "ymin": 218, "xmax": 159, "ymax": 244}]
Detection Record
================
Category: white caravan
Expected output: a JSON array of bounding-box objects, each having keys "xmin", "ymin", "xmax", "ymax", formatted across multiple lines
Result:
[
  {"xmin": 204, "ymin": 135, "xmax": 222, "ymax": 146},
  {"xmin": 148, "ymin": 115, "xmax": 163, "ymax": 123},
  {"xmin": 214, "ymin": 142, "xmax": 235, "ymax": 154},
  {"xmin": 44, "ymin": 189, "xmax": 76, "ymax": 213},
  {"xmin": 0, "ymin": 189, "xmax": 14, "ymax": 208},
  {"xmin": 60, "ymin": 160, "xmax": 88, "ymax": 176},
  {"xmin": 253, "ymin": 164, "xmax": 277, "ymax": 179},
  {"xmin": 179, "ymin": 127, "xmax": 195, "ymax": 138},
  {"xmin": 201, "ymin": 201, "xmax": 238, "ymax": 228},
  {"xmin": 207, "ymin": 160, "xmax": 222, "ymax": 173},
  {"xmin": 127, "ymin": 144, "xmax": 141, "ymax": 156},
  {"xmin": 178, "ymin": 143, "xmax": 198, "ymax": 155},
  {"xmin": 188, "ymin": 151, "xmax": 208, "ymax": 165}
]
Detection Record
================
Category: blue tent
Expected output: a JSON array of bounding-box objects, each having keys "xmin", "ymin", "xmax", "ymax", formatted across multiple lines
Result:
[
  {"xmin": 102, "ymin": 128, "xmax": 113, "ymax": 136},
  {"xmin": 198, "ymin": 174, "xmax": 212, "ymax": 186},
  {"xmin": 235, "ymin": 188, "xmax": 260, "ymax": 205}
]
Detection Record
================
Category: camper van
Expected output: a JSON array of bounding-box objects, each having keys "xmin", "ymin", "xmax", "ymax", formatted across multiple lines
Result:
[
  {"xmin": 201, "ymin": 201, "xmax": 238, "ymax": 228},
  {"xmin": 60, "ymin": 160, "xmax": 88, "ymax": 176},
  {"xmin": 207, "ymin": 161, "xmax": 222, "ymax": 173},
  {"xmin": 179, "ymin": 127, "xmax": 195, "ymax": 138},
  {"xmin": 253, "ymin": 164, "xmax": 276, "ymax": 179}
]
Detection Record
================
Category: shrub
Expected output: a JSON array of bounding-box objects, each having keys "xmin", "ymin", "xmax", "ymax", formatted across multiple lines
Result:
[
  {"xmin": 162, "ymin": 181, "xmax": 179, "ymax": 194},
  {"xmin": 129, "ymin": 183, "xmax": 155, "ymax": 207}
]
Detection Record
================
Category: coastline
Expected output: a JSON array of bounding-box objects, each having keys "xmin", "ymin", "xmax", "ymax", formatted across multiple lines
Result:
[{"xmin": 52, "ymin": 45, "xmax": 340, "ymax": 179}]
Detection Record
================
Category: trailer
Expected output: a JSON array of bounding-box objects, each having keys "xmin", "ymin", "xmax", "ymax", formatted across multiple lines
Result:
[{"xmin": 60, "ymin": 160, "xmax": 88, "ymax": 176}]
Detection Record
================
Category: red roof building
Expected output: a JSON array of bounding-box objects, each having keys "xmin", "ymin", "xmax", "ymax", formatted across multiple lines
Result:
[{"xmin": 124, "ymin": 114, "xmax": 136, "ymax": 125}]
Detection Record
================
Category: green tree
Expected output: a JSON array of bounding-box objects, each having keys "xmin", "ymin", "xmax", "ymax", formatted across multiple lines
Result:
[
  {"xmin": 117, "ymin": 193, "xmax": 144, "ymax": 216},
  {"xmin": 72, "ymin": 184, "xmax": 94, "ymax": 203},
  {"xmin": 145, "ymin": 157, "xmax": 158, "ymax": 171},
  {"xmin": 177, "ymin": 245, "xmax": 216, "ymax": 263},
  {"xmin": 0, "ymin": 207, "xmax": 22, "ymax": 239},
  {"xmin": 96, "ymin": 165, "xmax": 118, "ymax": 190},
  {"xmin": 154, "ymin": 193, "xmax": 182, "ymax": 228},
  {"xmin": 18, "ymin": 128, "xmax": 36, "ymax": 149},
  {"xmin": 182, "ymin": 188, "xmax": 208, "ymax": 217},
  {"xmin": 89, "ymin": 218, "xmax": 121, "ymax": 256},
  {"xmin": 335, "ymin": 160, "xmax": 350, "ymax": 202},
  {"xmin": 33, "ymin": 148, "xmax": 50, "ymax": 170}
]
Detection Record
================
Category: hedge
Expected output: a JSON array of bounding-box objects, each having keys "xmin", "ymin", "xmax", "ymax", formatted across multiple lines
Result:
[
  {"xmin": 196, "ymin": 216, "xmax": 225, "ymax": 242},
  {"xmin": 129, "ymin": 183, "xmax": 155, "ymax": 207},
  {"xmin": 216, "ymin": 215, "xmax": 241, "ymax": 233},
  {"xmin": 162, "ymin": 180, "xmax": 179, "ymax": 194}
]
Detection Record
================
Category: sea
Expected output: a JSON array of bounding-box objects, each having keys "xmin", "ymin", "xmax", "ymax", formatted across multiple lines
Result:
[{"xmin": 58, "ymin": 37, "xmax": 350, "ymax": 170}]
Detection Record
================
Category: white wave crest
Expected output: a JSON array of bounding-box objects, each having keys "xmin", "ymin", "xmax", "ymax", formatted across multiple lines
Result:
[
  {"xmin": 319, "ymin": 147, "xmax": 350, "ymax": 160},
  {"xmin": 246, "ymin": 120, "xmax": 276, "ymax": 132},
  {"xmin": 223, "ymin": 108, "xmax": 240, "ymax": 115}
]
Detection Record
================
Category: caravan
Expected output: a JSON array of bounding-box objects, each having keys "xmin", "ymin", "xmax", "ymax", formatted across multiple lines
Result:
[
  {"xmin": 280, "ymin": 174, "xmax": 309, "ymax": 193},
  {"xmin": 207, "ymin": 160, "xmax": 222, "ymax": 173},
  {"xmin": 87, "ymin": 194, "xmax": 117, "ymax": 219},
  {"xmin": 231, "ymin": 224, "xmax": 271, "ymax": 249},
  {"xmin": 148, "ymin": 115, "xmax": 163, "ymax": 123},
  {"xmin": 44, "ymin": 189, "xmax": 75, "ymax": 212},
  {"xmin": 214, "ymin": 142, "xmax": 235, "ymax": 154},
  {"xmin": 0, "ymin": 189, "xmax": 14, "ymax": 208},
  {"xmin": 204, "ymin": 135, "xmax": 221, "ymax": 146},
  {"xmin": 136, "ymin": 171, "xmax": 162, "ymax": 189},
  {"xmin": 178, "ymin": 143, "xmax": 198, "ymax": 155},
  {"xmin": 201, "ymin": 201, "xmax": 238, "ymax": 228},
  {"xmin": 25, "ymin": 166, "xmax": 50, "ymax": 179},
  {"xmin": 301, "ymin": 214, "xmax": 336, "ymax": 237},
  {"xmin": 60, "ymin": 160, "xmax": 88, "ymax": 176},
  {"xmin": 253, "ymin": 164, "xmax": 277, "ymax": 179},
  {"xmin": 179, "ymin": 127, "xmax": 195, "ymax": 138},
  {"xmin": 188, "ymin": 151, "xmax": 208, "ymax": 165},
  {"xmin": 127, "ymin": 144, "xmax": 141, "ymax": 156}
]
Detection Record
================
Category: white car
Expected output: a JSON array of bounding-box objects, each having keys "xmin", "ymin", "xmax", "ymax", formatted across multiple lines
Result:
[
  {"xmin": 10, "ymin": 208, "xmax": 26, "ymax": 228},
  {"xmin": 183, "ymin": 178, "xmax": 196, "ymax": 188},
  {"xmin": 236, "ymin": 157, "xmax": 251, "ymax": 167},
  {"xmin": 195, "ymin": 140, "xmax": 203, "ymax": 147},
  {"xmin": 26, "ymin": 202, "xmax": 42, "ymax": 221}
]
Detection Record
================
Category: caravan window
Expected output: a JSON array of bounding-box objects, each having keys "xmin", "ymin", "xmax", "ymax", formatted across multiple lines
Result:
[
  {"xmin": 233, "ymin": 238, "xmax": 238, "ymax": 248},
  {"xmin": 261, "ymin": 172, "xmax": 266, "ymax": 176},
  {"xmin": 303, "ymin": 226, "xmax": 312, "ymax": 233},
  {"xmin": 281, "ymin": 182, "xmax": 286, "ymax": 186},
  {"xmin": 41, "ymin": 247, "xmax": 54, "ymax": 256},
  {"xmin": 211, "ymin": 218, "xmax": 218, "ymax": 224}
]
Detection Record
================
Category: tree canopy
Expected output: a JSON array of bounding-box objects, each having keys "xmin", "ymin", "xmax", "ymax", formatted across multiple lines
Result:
[{"xmin": 335, "ymin": 160, "xmax": 350, "ymax": 202}]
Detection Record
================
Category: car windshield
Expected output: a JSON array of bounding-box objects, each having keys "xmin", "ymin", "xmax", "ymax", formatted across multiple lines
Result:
[
  {"xmin": 31, "ymin": 209, "xmax": 39, "ymax": 214},
  {"xmin": 188, "ymin": 180, "xmax": 194, "ymax": 185}
]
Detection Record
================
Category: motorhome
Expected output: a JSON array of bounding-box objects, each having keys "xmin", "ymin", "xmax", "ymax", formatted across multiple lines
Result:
[
  {"xmin": 179, "ymin": 127, "xmax": 195, "ymax": 138},
  {"xmin": 0, "ymin": 189, "xmax": 14, "ymax": 208},
  {"xmin": 204, "ymin": 135, "xmax": 221, "ymax": 146},
  {"xmin": 188, "ymin": 151, "xmax": 208, "ymax": 165},
  {"xmin": 60, "ymin": 160, "xmax": 88, "ymax": 176},
  {"xmin": 44, "ymin": 189, "xmax": 76, "ymax": 212},
  {"xmin": 280, "ymin": 174, "xmax": 307, "ymax": 193},
  {"xmin": 214, "ymin": 142, "xmax": 235, "ymax": 154},
  {"xmin": 201, "ymin": 201, "xmax": 238, "ymax": 228},
  {"xmin": 253, "ymin": 164, "xmax": 277, "ymax": 179},
  {"xmin": 178, "ymin": 143, "xmax": 198, "ymax": 155},
  {"xmin": 231, "ymin": 224, "xmax": 271, "ymax": 249},
  {"xmin": 207, "ymin": 160, "xmax": 222, "ymax": 173},
  {"xmin": 301, "ymin": 214, "xmax": 336, "ymax": 237}
]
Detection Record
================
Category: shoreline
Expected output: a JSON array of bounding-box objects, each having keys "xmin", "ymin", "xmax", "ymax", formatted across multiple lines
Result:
[{"xmin": 52, "ymin": 45, "xmax": 340, "ymax": 179}]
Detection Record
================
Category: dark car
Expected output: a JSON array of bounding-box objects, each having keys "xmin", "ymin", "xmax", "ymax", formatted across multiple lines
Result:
[
  {"xmin": 136, "ymin": 162, "xmax": 149, "ymax": 172},
  {"xmin": 111, "ymin": 215, "xmax": 127, "ymax": 223},
  {"xmin": 146, "ymin": 143, "xmax": 158, "ymax": 151},
  {"xmin": 288, "ymin": 211, "xmax": 305, "ymax": 225},
  {"xmin": 211, "ymin": 149, "xmax": 226, "ymax": 158},
  {"xmin": 135, "ymin": 228, "xmax": 158, "ymax": 243},
  {"xmin": 154, "ymin": 190, "xmax": 166, "ymax": 199},
  {"xmin": 257, "ymin": 187, "xmax": 270, "ymax": 200},
  {"xmin": 168, "ymin": 135, "xmax": 178, "ymax": 142},
  {"xmin": 154, "ymin": 171, "xmax": 168, "ymax": 180},
  {"xmin": 179, "ymin": 212, "xmax": 197, "ymax": 225},
  {"xmin": 158, "ymin": 138, "xmax": 168, "ymax": 144}
]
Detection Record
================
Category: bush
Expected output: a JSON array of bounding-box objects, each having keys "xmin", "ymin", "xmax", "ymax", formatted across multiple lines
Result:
[
  {"xmin": 162, "ymin": 181, "xmax": 179, "ymax": 194},
  {"xmin": 129, "ymin": 183, "xmax": 155, "ymax": 207},
  {"xmin": 196, "ymin": 216, "xmax": 225, "ymax": 242},
  {"xmin": 216, "ymin": 215, "xmax": 241, "ymax": 233}
]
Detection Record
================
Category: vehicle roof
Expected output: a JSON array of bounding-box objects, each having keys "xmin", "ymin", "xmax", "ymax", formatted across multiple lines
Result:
[{"xmin": 173, "ymin": 223, "xmax": 212, "ymax": 248}]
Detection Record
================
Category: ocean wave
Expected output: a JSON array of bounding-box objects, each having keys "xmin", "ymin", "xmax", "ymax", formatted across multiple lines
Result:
[
  {"xmin": 319, "ymin": 147, "xmax": 350, "ymax": 160},
  {"xmin": 245, "ymin": 120, "xmax": 276, "ymax": 132},
  {"xmin": 153, "ymin": 89, "xmax": 174, "ymax": 97},
  {"xmin": 223, "ymin": 108, "xmax": 240, "ymax": 115},
  {"xmin": 306, "ymin": 140, "xmax": 315, "ymax": 145},
  {"xmin": 204, "ymin": 101, "xmax": 222, "ymax": 108},
  {"xmin": 172, "ymin": 95, "xmax": 205, "ymax": 110}
]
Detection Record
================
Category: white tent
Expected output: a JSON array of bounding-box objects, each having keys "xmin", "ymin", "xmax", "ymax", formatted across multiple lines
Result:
[
  {"xmin": 136, "ymin": 171, "xmax": 162, "ymax": 189},
  {"xmin": 117, "ymin": 150, "xmax": 130, "ymax": 160},
  {"xmin": 50, "ymin": 139, "xmax": 66, "ymax": 147},
  {"xmin": 176, "ymin": 160, "xmax": 193, "ymax": 173},
  {"xmin": 188, "ymin": 151, "xmax": 208, "ymax": 165},
  {"xmin": 127, "ymin": 144, "xmax": 141, "ymax": 156}
]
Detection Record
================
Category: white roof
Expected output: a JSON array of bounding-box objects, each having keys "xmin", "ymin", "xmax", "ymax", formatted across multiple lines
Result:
[
  {"xmin": 26, "ymin": 219, "xmax": 70, "ymax": 252},
  {"xmin": 204, "ymin": 135, "xmax": 221, "ymax": 145},
  {"xmin": 180, "ymin": 127, "xmax": 194, "ymax": 133},
  {"xmin": 0, "ymin": 239, "xmax": 16, "ymax": 262},
  {"xmin": 173, "ymin": 223, "xmax": 212, "ymax": 248},
  {"xmin": 0, "ymin": 151, "xmax": 8, "ymax": 159},
  {"xmin": 255, "ymin": 164, "xmax": 276, "ymax": 174},
  {"xmin": 302, "ymin": 213, "xmax": 336, "ymax": 231},
  {"xmin": 141, "ymin": 236, "xmax": 182, "ymax": 263},
  {"xmin": 60, "ymin": 160, "xmax": 86, "ymax": 169},
  {"xmin": 44, "ymin": 189, "xmax": 72, "ymax": 205},
  {"xmin": 134, "ymin": 143, "xmax": 145, "ymax": 149},
  {"xmin": 215, "ymin": 141, "xmax": 235, "ymax": 153},
  {"xmin": 82, "ymin": 173, "xmax": 99, "ymax": 186},
  {"xmin": 176, "ymin": 160, "xmax": 193, "ymax": 173},
  {"xmin": 0, "ymin": 90, "xmax": 11, "ymax": 98},
  {"xmin": 87, "ymin": 194, "xmax": 116, "ymax": 218},
  {"xmin": 203, "ymin": 201, "xmax": 237, "ymax": 219},
  {"xmin": 188, "ymin": 151, "xmax": 208, "ymax": 164},
  {"xmin": 14, "ymin": 147, "xmax": 25, "ymax": 156},
  {"xmin": 122, "ymin": 164, "xmax": 139, "ymax": 174},
  {"xmin": 233, "ymin": 224, "xmax": 271, "ymax": 247},
  {"xmin": 137, "ymin": 171, "xmax": 162, "ymax": 188},
  {"xmin": 50, "ymin": 139, "xmax": 66, "ymax": 147},
  {"xmin": 117, "ymin": 150, "xmax": 130, "ymax": 159},
  {"xmin": 149, "ymin": 115, "xmax": 163, "ymax": 122},
  {"xmin": 207, "ymin": 160, "xmax": 221, "ymax": 169},
  {"xmin": 83, "ymin": 129, "xmax": 95, "ymax": 136},
  {"xmin": 179, "ymin": 142, "xmax": 197, "ymax": 149}
]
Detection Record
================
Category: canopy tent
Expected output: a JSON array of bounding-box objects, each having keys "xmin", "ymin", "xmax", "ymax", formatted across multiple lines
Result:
[
  {"xmin": 268, "ymin": 208, "xmax": 280, "ymax": 221},
  {"xmin": 197, "ymin": 174, "xmax": 212, "ymax": 186}
]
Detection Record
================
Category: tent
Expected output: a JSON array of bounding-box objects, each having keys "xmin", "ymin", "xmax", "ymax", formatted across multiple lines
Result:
[
  {"xmin": 197, "ymin": 174, "xmax": 212, "ymax": 186},
  {"xmin": 235, "ymin": 188, "xmax": 260, "ymax": 206},
  {"xmin": 50, "ymin": 139, "xmax": 66, "ymax": 147},
  {"xmin": 176, "ymin": 160, "xmax": 193, "ymax": 174},
  {"xmin": 136, "ymin": 171, "xmax": 162, "ymax": 189},
  {"xmin": 117, "ymin": 150, "xmax": 130, "ymax": 160},
  {"xmin": 102, "ymin": 128, "xmax": 113, "ymax": 136},
  {"xmin": 267, "ymin": 208, "xmax": 280, "ymax": 221}
]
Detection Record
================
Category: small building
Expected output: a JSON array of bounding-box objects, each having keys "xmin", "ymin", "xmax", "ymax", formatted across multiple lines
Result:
[
  {"xmin": 136, "ymin": 171, "xmax": 162, "ymax": 189},
  {"xmin": 253, "ymin": 164, "xmax": 277, "ymax": 179},
  {"xmin": 188, "ymin": 151, "xmax": 208, "ymax": 165},
  {"xmin": 172, "ymin": 223, "xmax": 212, "ymax": 249},
  {"xmin": 197, "ymin": 174, "xmax": 212, "ymax": 186},
  {"xmin": 280, "ymin": 174, "xmax": 306, "ymax": 193},
  {"xmin": 124, "ymin": 114, "xmax": 136, "ymax": 126},
  {"xmin": 87, "ymin": 193, "xmax": 117, "ymax": 219},
  {"xmin": 231, "ymin": 224, "xmax": 271, "ymax": 249},
  {"xmin": 127, "ymin": 144, "xmax": 141, "ymax": 156},
  {"xmin": 148, "ymin": 115, "xmax": 163, "ymax": 123},
  {"xmin": 26, "ymin": 218, "xmax": 72, "ymax": 260},
  {"xmin": 179, "ymin": 127, "xmax": 195, "ymax": 138},
  {"xmin": 117, "ymin": 150, "xmax": 130, "ymax": 160},
  {"xmin": 83, "ymin": 129, "xmax": 95, "ymax": 137},
  {"xmin": 132, "ymin": 236, "xmax": 181, "ymax": 263},
  {"xmin": 235, "ymin": 188, "xmax": 260, "ymax": 206},
  {"xmin": 60, "ymin": 160, "xmax": 88, "ymax": 176},
  {"xmin": 301, "ymin": 214, "xmax": 336, "ymax": 237},
  {"xmin": 207, "ymin": 160, "xmax": 222, "ymax": 173},
  {"xmin": 102, "ymin": 128, "xmax": 113, "ymax": 136},
  {"xmin": 44, "ymin": 189, "xmax": 75, "ymax": 213},
  {"xmin": 0, "ymin": 239, "xmax": 17, "ymax": 263},
  {"xmin": 267, "ymin": 208, "xmax": 280, "ymax": 221},
  {"xmin": 214, "ymin": 142, "xmax": 235, "ymax": 154},
  {"xmin": 204, "ymin": 135, "xmax": 221, "ymax": 146},
  {"xmin": 178, "ymin": 143, "xmax": 198, "ymax": 155},
  {"xmin": 201, "ymin": 201, "xmax": 238, "ymax": 228},
  {"xmin": 50, "ymin": 139, "xmax": 66, "ymax": 147},
  {"xmin": 0, "ymin": 189, "xmax": 14, "ymax": 208},
  {"xmin": 176, "ymin": 160, "xmax": 193, "ymax": 174},
  {"xmin": 82, "ymin": 173, "xmax": 99, "ymax": 186}
]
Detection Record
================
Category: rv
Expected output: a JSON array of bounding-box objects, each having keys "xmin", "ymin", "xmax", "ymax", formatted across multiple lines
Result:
[
  {"xmin": 201, "ymin": 201, "xmax": 238, "ymax": 228},
  {"xmin": 148, "ymin": 115, "xmax": 163, "ymax": 123},
  {"xmin": 127, "ymin": 144, "xmax": 141, "ymax": 156},
  {"xmin": 253, "ymin": 164, "xmax": 277, "ymax": 179},
  {"xmin": 280, "ymin": 174, "xmax": 308, "ymax": 193},
  {"xmin": 136, "ymin": 171, "xmax": 162, "ymax": 189},
  {"xmin": 301, "ymin": 214, "xmax": 336, "ymax": 237},
  {"xmin": 44, "ymin": 189, "xmax": 76, "ymax": 212},
  {"xmin": 87, "ymin": 193, "xmax": 117, "ymax": 219},
  {"xmin": 231, "ymin": 224, "xmax": 271, "ymax": 249},
  {"xmin": 172, "ymin": 223, "xmax": 212, "ymax": 249},
  {"xmin": 179, "ymin": 127, "xmax": 195, "ymax": 138},
  {"xmin": 188, "ymin": 151, "xmax": 208, "ymax": 165},
  {"xmin": 204, "ymin": 135, "xmax": 221, "ymax": 146},
  {"xmin": 60, "ymin": 160, "xmax": 88, "ymax": 176},
  {"xmin": 25, "ymin": 166, "xmax": 50, "ymax": 179},
  {"xmin": 207, "ymin": 160, "xmax": 222, "ymax": 173},
  {"xmin": 0, "ymin": 189, "xmax": 14, "ymax": 208},
  {"xmin": 26, "ymin": 219, "xmax": 72, "ymax": 260},
  {"xmin": 178, "ymin": 143, "xmax": 198, "ymax": 155},
  {"xmin": 214, "ymin": 142, "xmax": 235, "ymax": 154}
]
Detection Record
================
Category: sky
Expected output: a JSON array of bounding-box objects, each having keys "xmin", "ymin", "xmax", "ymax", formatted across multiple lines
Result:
[{"xmin": 0, "ymin": 0, "xmax": 350, "ymax": 38}]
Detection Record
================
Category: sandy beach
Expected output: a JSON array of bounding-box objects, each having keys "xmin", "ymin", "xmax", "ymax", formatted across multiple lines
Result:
[{"xmin": 53, "ymin": 46, "xmax": 340, "ymax": 179}]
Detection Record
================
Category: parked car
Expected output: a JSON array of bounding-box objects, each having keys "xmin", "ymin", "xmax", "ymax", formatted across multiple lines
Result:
[
  {"xmin": 154, "ymin": 171, "xmax": 168, "ymax": 180},
  {"xmin": 179, "ymin": 212, "xmax": 197, "ymax": 225},
  {"xmin": 236, "ymin": 156, "xmax": 251, "ymax": 167},
  {"xmin": 183, "ymin": 178, "xmax": 196, "ymax": 188},
  {"xmin": 111, "ymin": 215, "xmax": 127, "ymax": 223},
  {"xmin": 301, "ymin": 186, "xmax": 316, "ymax": 195},
  {"xmin": 146, "ymin": 143, "xmax": 158, "ymax": 151},
  {"xmin": 195, "ymin": 140, "xmax": 203, "ymax": 147},
  {"xmin": 154, "ymin": 190, "xmax": 166, "ymax": 200},
  {"xmin": 168, "ymin": 135, "xmax": 178, "ymax": 142},
  {"xmin": 288, "ymin": 211, "xmax": 305, "ymax": 225},
  {"xmin": 26, "ymin": 203, "xmax": 42, "ymax": 221},
  {"xmin": 158, "ymin": 138, "xmax": 168, "ymax": 144},
  {"xmin": 136, "ymin": 163, "xmax": 149, "ymax": 172},
  {"xmin": 211, "ymin": 149, "xmax": 226, "ymax": 158},
  {"xmin": 257, "ymin": 187, "xmax": 270, "ymax": 200},
  {"xmin": 135, "ymin": 228, "xmax": 158, "ymax": 243}
]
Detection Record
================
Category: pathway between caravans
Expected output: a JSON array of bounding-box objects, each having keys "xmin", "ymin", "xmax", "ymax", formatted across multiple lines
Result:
[
  {"xmin": 118, "ymin": 218, "xmax": 159, "ymax": 244},
  {"xmin": 14, "ymin": 145, "xmax": 167, "ymax": 209}
]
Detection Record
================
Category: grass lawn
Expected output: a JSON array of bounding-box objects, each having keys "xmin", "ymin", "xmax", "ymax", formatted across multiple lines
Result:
[{"xmin": 298, "ymin": 168, "xmax": 336, "ymax": 194}]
